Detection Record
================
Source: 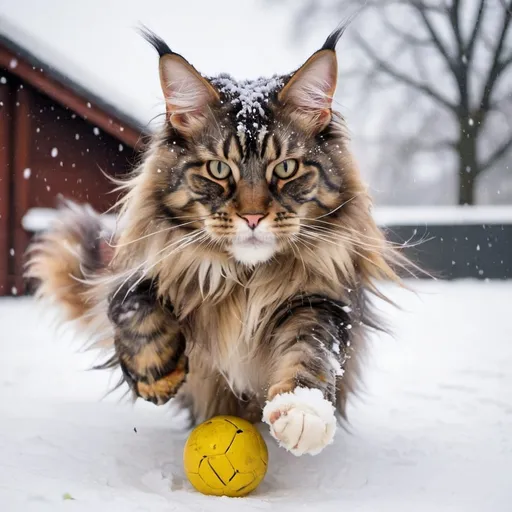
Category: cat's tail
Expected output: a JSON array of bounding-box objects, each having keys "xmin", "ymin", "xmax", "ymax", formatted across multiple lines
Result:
[{"xmin": 25, "ymin": 200, "xmax": 115, "ymax": 326}]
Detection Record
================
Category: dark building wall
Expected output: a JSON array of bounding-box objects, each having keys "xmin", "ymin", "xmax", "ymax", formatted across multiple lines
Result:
[
  {"xmin": 383, "ymin": 224, "xmax": 512, "ymax": 280},
  {"xmin": 0, "ymin": 69, "xmax": 139, "ymax": 295}
]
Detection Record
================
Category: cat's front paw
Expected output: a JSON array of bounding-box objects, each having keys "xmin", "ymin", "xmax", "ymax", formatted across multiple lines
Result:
[{"xmin": 262, "ymin": 387, "xmax": 337, "ymax": 456}]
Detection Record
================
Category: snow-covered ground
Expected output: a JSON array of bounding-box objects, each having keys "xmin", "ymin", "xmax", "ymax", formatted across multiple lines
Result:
[{"xmin": 0, "ymin": 280, "xmax": 511, "ymax": 511}]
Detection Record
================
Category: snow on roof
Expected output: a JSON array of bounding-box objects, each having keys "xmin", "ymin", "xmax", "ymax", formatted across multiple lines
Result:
[
  {"xmin": 373, "ymin": 206, "xmax": 512, "ymax": 226},
  {"xmin": 0, "ymin": 0, "xmax": 317, "ymax": 131},
  {"xmin": 0, "ymin": 17, "xmax": 145, "ymax": 135}
]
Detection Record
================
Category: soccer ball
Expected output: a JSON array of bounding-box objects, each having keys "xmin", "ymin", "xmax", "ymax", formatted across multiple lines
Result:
[{"xmin": 183, "ymin": 415, "xmax": 268, "ymax": 497}]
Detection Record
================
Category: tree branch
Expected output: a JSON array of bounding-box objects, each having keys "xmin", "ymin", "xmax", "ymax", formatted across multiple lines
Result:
[
  {"xmin": 480, "ymin": 136, "xmax": 512, "ymax": 171},
  {"xmin": 381, "ymin": 8, "xmax": 431, "ymax": 47},
  {"xmin": 411, "ymin": 1, "xmax": 456, "ymax": 73},
  {"xmin": 465, "ymin": 0, "xmax": 487, "ymax": 60},
  {"xmin": 448, "ymin": 0, "xmax": 463, "ymax": 55},
  {"xmin": 480, "ymin": 0, "xmax": 512, "ymax": 113},
  {"xmin": 353, "ymin": 34, "xmax": 457, "ymax": 112}
]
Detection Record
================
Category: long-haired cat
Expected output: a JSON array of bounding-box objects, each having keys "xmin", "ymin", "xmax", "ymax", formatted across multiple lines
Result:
[{"xmin": 27, "ymin": 25, "xmax": 404, "ymax": 456}]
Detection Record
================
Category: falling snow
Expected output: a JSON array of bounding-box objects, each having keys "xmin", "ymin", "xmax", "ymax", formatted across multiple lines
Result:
[
  {"xmin": 0, "ymin": 77, "xmax": 6, "ymax": 84},
  {"xmin": 51, "ymin": 147, "xmax": 58, "ymax": 158},
  {"xmin": 23, "ymin": 168, "xmax": 31, "ymax": 179},
  {"xmin": 93, "ymin": 127, "xmax": 100, "ymax": 135},
  {"xmin": 9, "ymin": 58, "xmax": 18, "ymax": 69}
]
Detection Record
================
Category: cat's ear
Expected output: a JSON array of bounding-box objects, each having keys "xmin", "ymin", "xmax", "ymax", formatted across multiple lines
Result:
[
  {"xmin": 139, "ymin": 27, "xmax": 219, "ymax": 135},
  {"xmin": 278, "ymin": 26, "xmax": 344, "ymax": 133},
  {"xmin": 159, "ymin": 53, "xmax": 220, "ymax": 134}
]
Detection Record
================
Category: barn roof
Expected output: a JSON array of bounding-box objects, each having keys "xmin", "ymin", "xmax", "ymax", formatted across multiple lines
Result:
[{"xmin": 0, "ymin": 20, "xmax": 147, "ymax": 150}]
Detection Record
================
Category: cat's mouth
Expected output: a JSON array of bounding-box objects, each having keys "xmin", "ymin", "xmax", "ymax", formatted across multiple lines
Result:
[{"xmin": 230, "ymin": 232, "xmax": 277, "ymax": 265}]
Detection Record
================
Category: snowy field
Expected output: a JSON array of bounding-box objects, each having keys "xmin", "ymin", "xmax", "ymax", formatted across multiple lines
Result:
[{"xmin": 0, "ymin": 280, "xmax": 511, "ymax": 511}]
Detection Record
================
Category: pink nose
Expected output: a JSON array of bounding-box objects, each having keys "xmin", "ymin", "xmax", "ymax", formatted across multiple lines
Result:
[{"xmin": 240, "ymin": 214, "xmax": 265, "ymax": 229}]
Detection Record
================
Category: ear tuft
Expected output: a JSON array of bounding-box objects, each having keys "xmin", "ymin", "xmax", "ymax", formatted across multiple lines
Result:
[
  {"xmin": 138, "ymin": 25, "xmax": 173, "ymax": 57},
  {"xmin": 321, "ymin": 23, "xmax": 348, "ymax": 51}
]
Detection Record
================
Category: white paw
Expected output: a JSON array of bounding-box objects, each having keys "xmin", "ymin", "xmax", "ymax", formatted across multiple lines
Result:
[{"xmin": 262, "ymin": 387, "xmax": 337, "ymax": 456}]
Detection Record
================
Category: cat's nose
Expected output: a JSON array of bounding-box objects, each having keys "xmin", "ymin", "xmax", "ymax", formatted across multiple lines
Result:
[{"xmin": 239, "ymin": 213, "xmax": 266, "ymax": 230}]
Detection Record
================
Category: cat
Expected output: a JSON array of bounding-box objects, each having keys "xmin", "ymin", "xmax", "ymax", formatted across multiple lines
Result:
[{"xmin": 26, "ymin": 25, "xmax": 405, "ymax": 457}]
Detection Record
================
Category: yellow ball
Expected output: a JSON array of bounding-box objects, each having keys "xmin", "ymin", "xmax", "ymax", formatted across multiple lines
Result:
[{"xmin": 183, "ymin": 415, "xmax": 268, "ymax": 497}]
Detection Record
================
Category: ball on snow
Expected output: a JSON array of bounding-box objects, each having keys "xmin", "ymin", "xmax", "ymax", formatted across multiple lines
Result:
[{"xmin": 183, "ymin": 415, "xmax": 268, "ymax": 497}]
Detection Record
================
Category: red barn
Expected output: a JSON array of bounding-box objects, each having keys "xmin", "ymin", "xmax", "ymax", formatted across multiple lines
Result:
[{"xmin": 0, "ymin": 33, "xmax": 145, "ymax": 296}]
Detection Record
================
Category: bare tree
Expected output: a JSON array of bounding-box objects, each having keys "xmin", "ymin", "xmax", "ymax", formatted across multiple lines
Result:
[{"xmin": 277, "ymin": 0, "xmax": 512, "ymax": 205}]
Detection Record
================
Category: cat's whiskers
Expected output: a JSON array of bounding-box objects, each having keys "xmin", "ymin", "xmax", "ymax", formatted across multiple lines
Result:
[
  {"xmin": 314, "ymin": 195, "xmax": 358, "ymax": 220},
  {"xmin": 302, "ymin": 218, "xmax": 429, "ymax": 250},
  {"xmin": 107, "ymin": 218, "xmax": 206, "ymax": 248},
  {"xmin": 112, "ymin": 229, "xmax": 207, "ymax": 301},
  {"xmin": 126, "ymin": 229, "xmax": 209, "ymax": 297},
  {"xmin": 298, "ymin": 230, "xmax": 383, "ymax": 269},
  {"xmin": 286, "ymin": 235, "xmax": 308, "ymax": 275}
]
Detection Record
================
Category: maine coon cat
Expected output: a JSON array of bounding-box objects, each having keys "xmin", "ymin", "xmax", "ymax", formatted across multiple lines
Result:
[{"xmin": 27, "ymin": 25, "xmax": 403, "ymax": 456}]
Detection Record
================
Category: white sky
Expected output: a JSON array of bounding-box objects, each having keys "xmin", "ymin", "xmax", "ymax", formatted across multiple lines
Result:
[{"xmin": 0, "ymin": 0, "xmax": 328, "ymax": 127}]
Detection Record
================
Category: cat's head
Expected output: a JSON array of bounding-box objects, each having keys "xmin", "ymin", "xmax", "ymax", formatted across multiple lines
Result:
[{"xmin": 139, "ymin": 26, "xmax": 367, "ymax": 267}]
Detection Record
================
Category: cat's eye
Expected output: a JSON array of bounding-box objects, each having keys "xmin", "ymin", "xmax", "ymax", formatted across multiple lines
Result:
[
  {"xmin": 273, "ymin": 159, "xmax": 298, "ymax": 180},
  {"xmin": 207, "ymin": 160, "xmax": 232, "ymax": 180}
]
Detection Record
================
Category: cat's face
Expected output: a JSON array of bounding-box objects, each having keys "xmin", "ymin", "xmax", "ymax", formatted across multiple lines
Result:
[{"xmin": 146, "ymin": 28, "xmax": 355, "ymax": 266}]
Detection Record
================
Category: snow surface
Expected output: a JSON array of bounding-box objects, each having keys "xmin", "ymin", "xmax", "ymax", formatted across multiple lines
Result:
[{"xmin": 1, "ymin": 280, "xmax": 511, "ymax": 511}]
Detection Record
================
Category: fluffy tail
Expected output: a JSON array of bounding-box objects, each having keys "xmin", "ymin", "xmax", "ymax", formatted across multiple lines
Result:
[{"xmin": 25, "ymin": 201, "xmax": 114, "ymax": 325}]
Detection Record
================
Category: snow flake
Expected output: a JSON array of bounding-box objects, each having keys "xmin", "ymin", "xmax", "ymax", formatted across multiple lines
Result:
[
  {"xmin": 75, "ymin": 134, "xmax": 80, "ymax": 140},
  {"xmin": 23, "ymin": 168, "xmax": 31, "ymax": 179},
  {"xmin": 9, "ymin": 58, "xmax": 18, "ymax": 69},
  {"xmin": 468, "ymin": 118, "xmax": 474, "ymax": 126},
  {"xmin": 9, "ymin": 248, "xmax": 14, "ymax": 256},
  {"xmin": 118, "ymin": 144, "xmax": 124, "ymax": 152},
  {"xmin": 11, "ymin": 286, "xmax": 17, "ymax": 295},
  {"xmin": 0, "ymin": 77, "xmax": 7, "ymax": 84},
  {"xmin": 51, "ymin": 148, "xmax": 58, "ymax": 158},
  {"xmin": 93, "ymin": 127, "xmax": 100, "ymax": 136}
]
